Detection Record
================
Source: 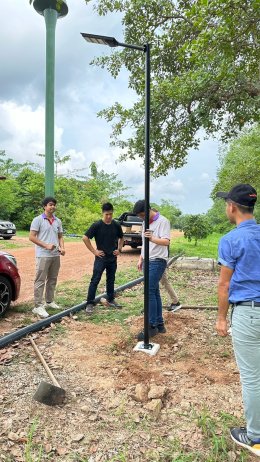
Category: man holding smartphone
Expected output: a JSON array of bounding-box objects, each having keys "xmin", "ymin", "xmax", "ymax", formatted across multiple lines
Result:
[
  {"xmin": 29, "ymin": 197, "xmax": 65, "ymax": 318},
  {"xmin": 133, "ymin": 200, "xmax": 171, "ymax": 340}
]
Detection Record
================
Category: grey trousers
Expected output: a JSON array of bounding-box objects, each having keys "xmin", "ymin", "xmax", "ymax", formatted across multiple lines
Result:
[
  {"xmin": 160, "ymin": 270, "xmax": 178, "ymax": 304},
  {"xmin": 34, "ymin": 256, "xmax": 60, "ymax": 307}
]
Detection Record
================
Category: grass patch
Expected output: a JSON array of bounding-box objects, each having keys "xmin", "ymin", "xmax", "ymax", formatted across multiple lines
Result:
[
  {"xmin": 195, "ymin": 409, "xmax": 248, "ymax": 462},
  {"xmin": 12, "ymin": 303, "xmax": 32, "ymax": 314},
  {"xmin": 170, "ymin": 232, "xmax": 222, "ymax": 259},
  {"xmin": 49, "ymin": 322, "xmax": 67, "ymax": 338},
  {"xmin": 0, "ymin": 239, "xmax": 29, "ymax": 250},
  {"xmin": 11, "ymin": 265, "xmax": 218, "ymax": 328},
  {"xmin": 24, "ymin": 419, "xmax": 43, "ymax": 462}
]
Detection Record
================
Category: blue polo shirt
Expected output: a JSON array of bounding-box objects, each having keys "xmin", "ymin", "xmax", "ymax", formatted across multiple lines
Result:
[{"xmin": 218, "ymin": 219, "xmax": 260, "ymax": 303}]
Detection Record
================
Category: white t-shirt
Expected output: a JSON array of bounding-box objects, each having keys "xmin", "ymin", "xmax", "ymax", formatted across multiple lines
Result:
[{"xmin": 141, "ymin": 214, "xmax": 170, "ymax": 260}]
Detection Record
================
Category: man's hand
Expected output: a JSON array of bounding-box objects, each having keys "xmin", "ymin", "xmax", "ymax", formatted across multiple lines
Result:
[
  {"xmin": 59, "ymin": 246, "xmax": 65, "ymax": 256},
  {"xmin": 45, "ymin": 243, "xmax": 56, "ymax": 251},
  {"xmin": 113, "ymin": 249, "xmax": 120, "ymax": 256},
  {"xmin": 94, "ymin": 249, "xmax": 105, "ymax": 258},
  {"xmin": 144, "ymin": 230, "xmax": 153, "ymax": 240},
  {"xmin": 137, "ymin": 258, "xmax": 143, "ymax": 272},
  {"xmin": 217, "ymin": 265, "xmax": 233, "ymax": 337},
  {"xmin": 216, "ymin": 318, "xmax": 228, "ymax": 337}
]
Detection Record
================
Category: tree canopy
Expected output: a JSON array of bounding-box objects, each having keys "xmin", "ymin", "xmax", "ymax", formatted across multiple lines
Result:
[
  {"xmin": 208, "ymin": 124, "xmax": 260, "ymax": 230},
  {"xmin": 0, "ymin": 152, "xmax": 133, "ymax": 233},
  {"xmin": 86, "ymin": 0, "xmax": 260, "ymax": 176}
]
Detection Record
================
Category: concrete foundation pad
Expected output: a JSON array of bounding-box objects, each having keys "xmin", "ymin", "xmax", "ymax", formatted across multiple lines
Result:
[
  {"xmin": 173, "ymin": 257, "xmax": 217, "ymax": 271},
  {"xmin": 133, "ymin": 341, "xmax": 160, "ymax": 356}
]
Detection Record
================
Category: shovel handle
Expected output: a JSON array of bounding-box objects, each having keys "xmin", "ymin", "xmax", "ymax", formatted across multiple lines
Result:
[{"xmin": 30, "ymin": 337, "xmax": 61, "ymax": 388}]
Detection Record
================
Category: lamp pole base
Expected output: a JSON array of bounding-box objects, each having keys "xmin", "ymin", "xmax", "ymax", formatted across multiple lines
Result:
[{"xmin": 133, "ymin": 341, "xmax": 160, "ymax": 356}]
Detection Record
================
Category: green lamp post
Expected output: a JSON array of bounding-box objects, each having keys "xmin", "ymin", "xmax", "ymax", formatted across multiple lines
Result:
[{"xmin": 33, "ymin": 0, "xmax": 68, "ymax": 196}]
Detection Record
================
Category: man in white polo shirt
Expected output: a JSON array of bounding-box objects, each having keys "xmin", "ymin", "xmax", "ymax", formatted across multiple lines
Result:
[
  {"xmin": 133, "ymin": 200, "xmax": 171, "ymax": 340},
  {"xmin": 29, "ymin": 197, "xmax": 65, "ymax": 318}
]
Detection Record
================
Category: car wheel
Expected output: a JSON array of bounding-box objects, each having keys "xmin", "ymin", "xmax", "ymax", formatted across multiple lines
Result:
[
  {"xmin": 3, "ymin": 237, "xmax": 12, "ymax": 240},
  {"xmin": 0, "ymin": 276, "xmax": 12, "ymax": 317}
]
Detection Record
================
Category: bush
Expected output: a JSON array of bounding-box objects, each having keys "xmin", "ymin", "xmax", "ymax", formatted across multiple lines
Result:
[{"xmin": 182, "ymin": 214, "xmax": 212, "ymax": 246}]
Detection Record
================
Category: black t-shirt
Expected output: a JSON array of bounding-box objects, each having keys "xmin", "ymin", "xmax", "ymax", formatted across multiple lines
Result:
[{"xmin": 85, "ymin": 220, "xmax": 123, "ymax": 258}]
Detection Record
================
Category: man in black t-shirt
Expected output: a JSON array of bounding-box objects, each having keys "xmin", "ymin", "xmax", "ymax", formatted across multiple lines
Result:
[{"xmin": 83, "ymin": 202, "xmax": 124, "ymax": 314}]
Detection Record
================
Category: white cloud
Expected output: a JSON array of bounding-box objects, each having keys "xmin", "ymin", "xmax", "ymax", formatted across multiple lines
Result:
[
  {"xmin": 0, "ymin": 101, "xmax": 63, "ymax": 162},
  {"xmin": 200, "ymin": 172, "xmax": 210, "ymax": 181},
  {"xmin": 0, "ymin": 1, "xmax": 220, "ymax": 214}
]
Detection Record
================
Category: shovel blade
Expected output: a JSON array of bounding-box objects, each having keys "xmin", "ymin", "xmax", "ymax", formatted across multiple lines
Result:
[{"xmin": 33, "ymin": 380, "xmax": 66, "ymax": 406}]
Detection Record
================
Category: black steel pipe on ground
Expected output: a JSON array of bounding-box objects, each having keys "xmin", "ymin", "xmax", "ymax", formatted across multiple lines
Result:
[
  {"xmin": 0, "ymin": 276, "xmax": 144, "ymax": 349},
  {"xmin": 179, "ymin": 306, "xmax": 217, "ymax": 310},
  {"xmin": 0, "ymin": 253, "xmax": 182, "ymax": 349}
]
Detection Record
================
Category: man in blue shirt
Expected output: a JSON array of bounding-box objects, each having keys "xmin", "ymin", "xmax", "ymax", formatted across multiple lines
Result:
[{"xmin": 216, "ymin": 183, "xmax": 260, "ymax": 457}]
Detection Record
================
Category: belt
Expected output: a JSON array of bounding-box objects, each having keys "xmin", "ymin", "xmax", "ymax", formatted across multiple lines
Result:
[{"xmin": 235, "ymin": 301, "xmax": 260, "ymax": 307}]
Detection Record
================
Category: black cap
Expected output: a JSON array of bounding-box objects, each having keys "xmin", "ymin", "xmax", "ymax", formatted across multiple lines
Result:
[{"xmin": 216, "ymin": 184, "xmax": 257, "ymax": 207}]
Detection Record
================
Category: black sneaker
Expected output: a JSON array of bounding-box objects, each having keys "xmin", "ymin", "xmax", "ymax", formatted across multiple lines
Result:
[
  {"xmin": 85, "ymin": 303, "xmax": 95, "ymax": 315},
  {"xmin": 136, "ymin": 326, "xmax": 159, "ymax": 341},
  {"xmin": 167, "ymin": 301, "xmax": 182, "ymax": 312},
  {"xmin": 157, "ymin": 323, "xmax": 166, "ymax": 334},
  {"xmin": 107, "ymin": 301, "xmax": 123, "ymax": 309},
  {"xmin": 101, "ymin": 298, "xmax": 122, "ymax": 309},
  {"xmin": 230, "ymin": 427, "xmax": 260, "ymax": 456}
]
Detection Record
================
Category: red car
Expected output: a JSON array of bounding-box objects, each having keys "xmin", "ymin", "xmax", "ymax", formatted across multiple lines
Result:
[{"xmin": 0, "ymin": 251, "xmax": 21, "ymax": 317}]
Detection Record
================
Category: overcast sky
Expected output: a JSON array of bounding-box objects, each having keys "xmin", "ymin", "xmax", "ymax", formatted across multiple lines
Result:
[{"xmin": 0, "ymin": 1, "xmax": 220, "ymax": 213}]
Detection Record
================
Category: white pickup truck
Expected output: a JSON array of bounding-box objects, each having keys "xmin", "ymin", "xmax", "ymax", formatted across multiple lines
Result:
[{"xmin": 115, "ymin": 212, "xmax": 143, "ymax": 249}]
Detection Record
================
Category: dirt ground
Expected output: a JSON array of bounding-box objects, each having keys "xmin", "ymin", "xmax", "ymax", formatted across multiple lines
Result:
[
  {"xmin": 7, "ymin": 237, "xmax": 141, "ymax": 304},
  {"xmin": 7, "ymin": 230, "xmax": 183, "ymax": 304},
  {"xmin": 0, "ymin": 233, "xmax": 254, "ymax": 462},
  {"xmin": 0, "ymin": 308, "xmax": 252, "ymax": 462}
]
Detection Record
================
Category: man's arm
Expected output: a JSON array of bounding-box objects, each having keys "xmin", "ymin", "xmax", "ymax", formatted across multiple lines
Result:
[
  {"xmin": 216, "ymin": 265, "xmax": 234, "ymax": 336},
  {"xmin": 137, "ymin": 254, "xmax": 143, "ymax": 272},
  {"xmin": 118, "ymin": 237, "xmax": 124, "ymax": 251},
  {"xmin": 82, "ymin": 235, "xmax": 104, "ymax": 258},
  {"xmin": 58, "ymin": 233, "xmax": 65, "ymax": 255},
  {"xmin": 113, "ymin": 237, "xmax": 124, "ymax": 256},
  {"xmin": 144, "ymin": 232, "xmax": 170, "ymax": 246},
  {"xmin": 29, "ymin": 230, "xmax": 56, "ymax": 251}
]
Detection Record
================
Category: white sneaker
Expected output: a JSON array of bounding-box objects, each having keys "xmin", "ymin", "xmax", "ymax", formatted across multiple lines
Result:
[
  {"xmin": 32, "ymin": 306, "xmax": 49, "ymax": 318},
  {"xmin": 45, "ymin": 301, "xmax": 60, "ymax": 309}
]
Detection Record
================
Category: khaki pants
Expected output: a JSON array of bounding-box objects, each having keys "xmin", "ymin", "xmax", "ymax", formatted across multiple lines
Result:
[
  {"xmin": 160, "ymin": 270, "xmax": 178, "ymax": 304},
  {"xmin": 34, "ymin": 257, "xmax": 60, "ymax": 307}
]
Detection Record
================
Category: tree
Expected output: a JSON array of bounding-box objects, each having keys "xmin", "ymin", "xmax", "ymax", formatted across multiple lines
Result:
[
  {"xmin": 151, "ymin": 199, "xmax": 181, "ymax": 227},
  {"xmin": 86, "ymin": 0, "xmax": 259, "ymax": 176},
  {"xmin": 0, "ymin": 179, "xmax": 21, "ymax": 220},
  {"xmin": 86, "ymin": 162, "xmax": 129, "ymax": 204},
  {"xmin": 209, "ymin": 125, "xmax": 260, "ymax": 229},
  {"xmin": 14, "ymin": 168, "xmax": 45, "ymax": 229},
  {"xmin": 37, "ymin": 151, "xmax": 71, "ymax": 177},
  {"xmin": 182, "ymin": 214, "xmax": 212, "ymax": 246}
]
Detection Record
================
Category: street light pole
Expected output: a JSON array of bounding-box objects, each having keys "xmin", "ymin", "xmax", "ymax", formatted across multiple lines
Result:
[
  {"xmin": 44, "ymin": 7, "xmax": 57, "ymax": 197},
  {"xmin": 33, "ymin": 0, "xmax": 68, "ymax": 196},
  {"xmin": 143, "ymin": 43, "xmax": 150, "ymax": 348},
  {"xmin": 81, "ymin": 34, "xmax": 159, "ymax": 354}
]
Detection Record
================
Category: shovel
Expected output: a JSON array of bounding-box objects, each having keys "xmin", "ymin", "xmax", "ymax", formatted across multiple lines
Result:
[{"xmin": 30, "ymin": 337, "xmax": 66, "ymax": 406}]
